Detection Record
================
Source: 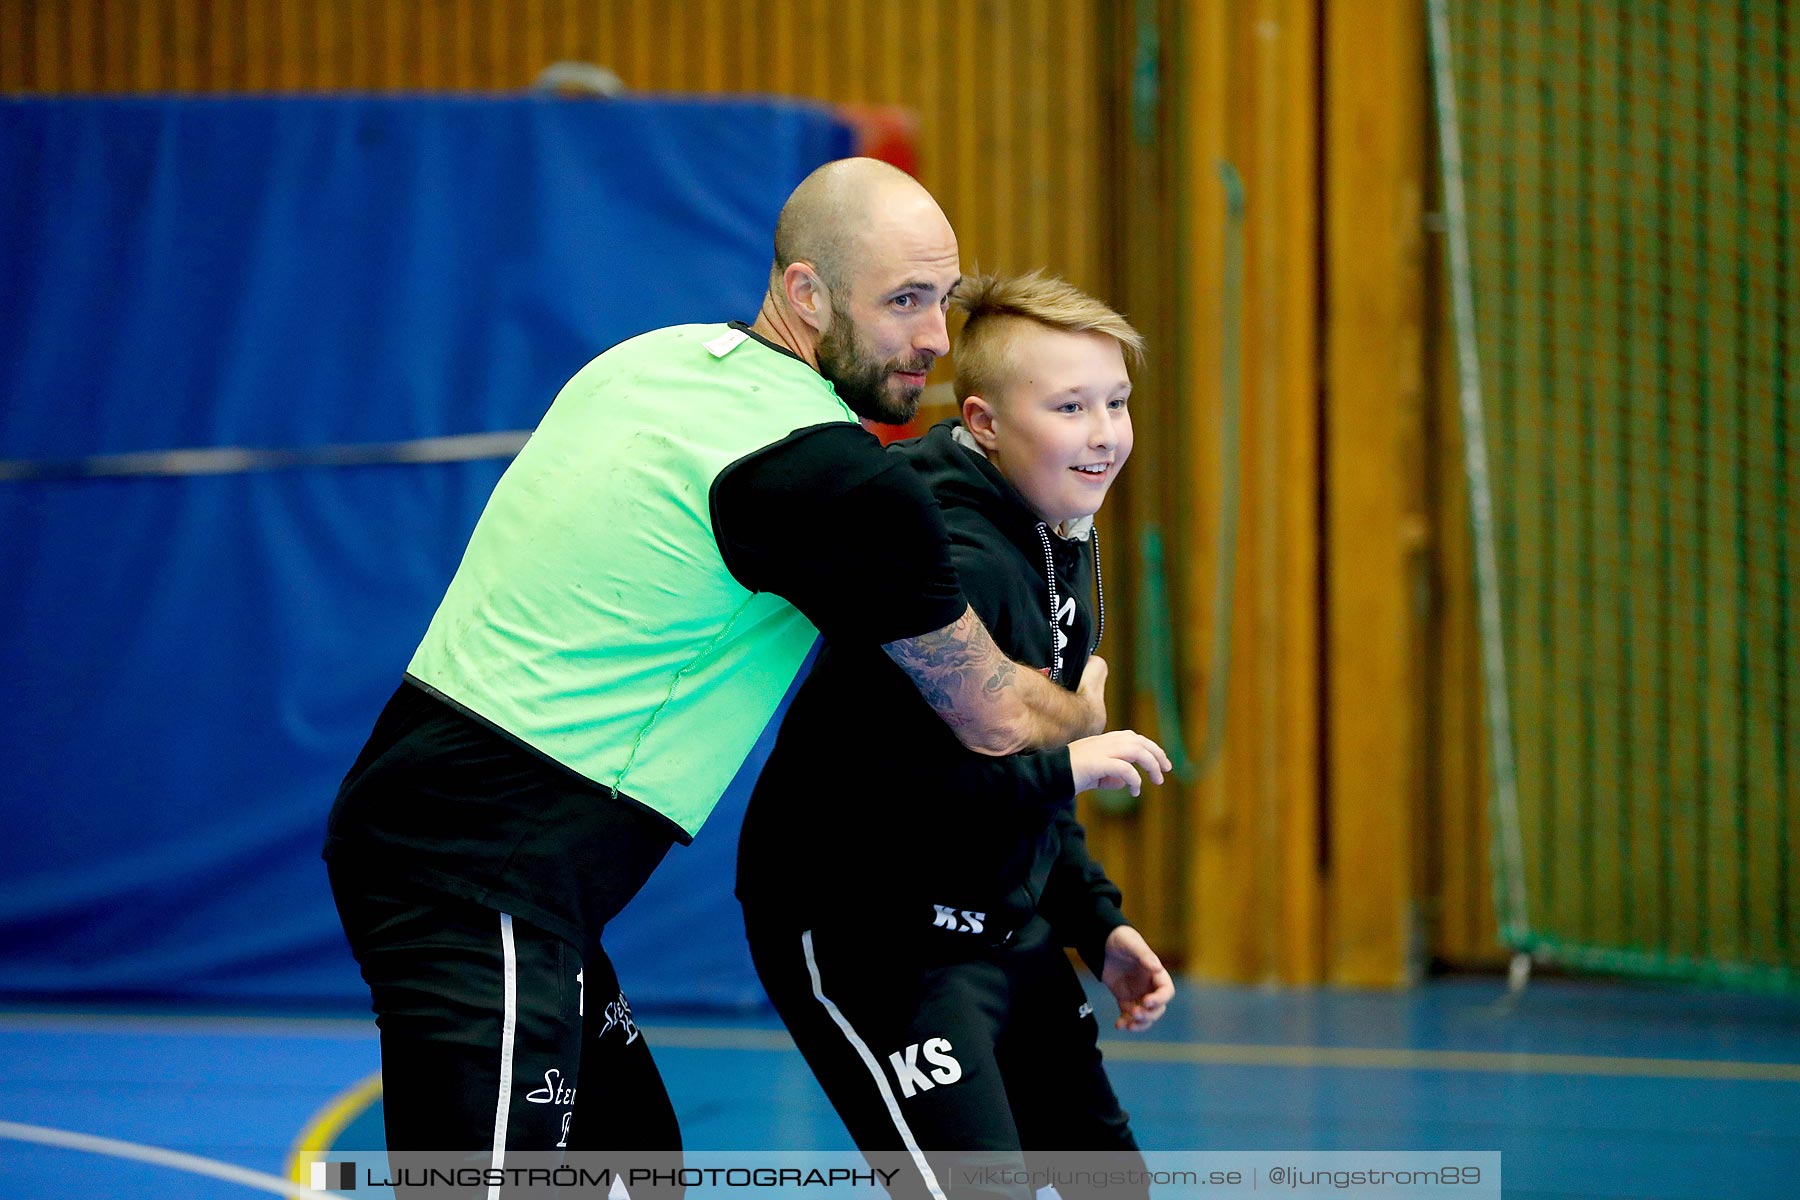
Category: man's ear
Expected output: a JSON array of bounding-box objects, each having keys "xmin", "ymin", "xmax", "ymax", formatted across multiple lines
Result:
[
  {"xmin": 962, "ymin": 394, "xmax": 1001, "ymax": 452},
  {"xmin": 783, "ymin": 262, "xmax": 832, "ymax": 334}
]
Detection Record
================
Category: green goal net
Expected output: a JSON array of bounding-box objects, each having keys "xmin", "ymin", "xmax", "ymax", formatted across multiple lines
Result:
[{"xmin": 1429, "ymin": 0, "xmax": 1796, "ymax": 992}]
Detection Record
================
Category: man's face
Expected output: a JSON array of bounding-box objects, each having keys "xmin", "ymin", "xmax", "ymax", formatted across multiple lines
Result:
[
  {"xmin": 969, "ymin": 325, "xmax": 1134, "ymax": 527},
  {"xmin": 814, "ymin": 218, "xmax": 961, "ymax": 425}
]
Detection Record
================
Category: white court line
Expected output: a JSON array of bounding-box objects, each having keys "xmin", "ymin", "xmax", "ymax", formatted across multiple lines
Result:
[{"xmin": 0, "ymin": 1119, "xmax": 346, "ymax": 1199}]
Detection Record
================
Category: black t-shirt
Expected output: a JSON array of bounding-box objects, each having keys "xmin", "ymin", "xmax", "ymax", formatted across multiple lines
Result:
[
  {"xmin": 711, "ymin": 421, "xmax": 964, "ymax": 644},
  {"xmin": 324, "ymin": 337, "xmax": 964, "ymax": 951}
]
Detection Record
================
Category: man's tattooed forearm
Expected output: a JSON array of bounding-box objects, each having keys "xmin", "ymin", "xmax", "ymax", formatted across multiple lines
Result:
[
  {"xmin": 885, "ymin": 610, "xmax": 1008, "ymax": 728},
  {"xmin": 983, "ymin": 656, "xmax": 1017, "ymax": 696}
]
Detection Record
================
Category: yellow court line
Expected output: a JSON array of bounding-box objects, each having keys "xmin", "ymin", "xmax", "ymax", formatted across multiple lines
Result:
[
  {"xmin": 640, "ymin": 1025, "xmax": 1800, "ymax": 1084},
  {"xmin": 285, "ymin": 1069, "xmax": 383, "ymax": 1185}
]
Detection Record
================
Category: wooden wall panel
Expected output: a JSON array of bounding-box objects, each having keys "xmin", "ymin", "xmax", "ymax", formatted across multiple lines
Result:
[
  {"xmin": 1322, "ymin": 0, "xmax": 1432, "ymax": 986},
  {"xmin": 0, "ymin": 0, "xmax": 1112, "ymax": 302},
  {"xmin": 1251, "ymin": 0, "xmax": 1326, "ymax": 987},
  {"xmin": 1179, "ymin": 0, "xmax": 1239, "ymax": 984},
  {"xmin": 6, "ymin": 0, "xmax": 1488, "ymax": 984},
  {"xmin": 1091, "ymin": 0, "xmax": 1325, "ymax": 984}
]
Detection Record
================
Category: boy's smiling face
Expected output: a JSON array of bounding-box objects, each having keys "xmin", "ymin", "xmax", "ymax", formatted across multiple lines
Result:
[{"xmin": 962, "ymin": 323, "xmax": 1134, "ymax": 528}]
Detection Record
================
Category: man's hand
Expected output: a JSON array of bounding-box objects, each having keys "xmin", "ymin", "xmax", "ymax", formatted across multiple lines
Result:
[
  {"xmin": 1068, "ymin": 730, "xmax": 1171, "ymax": 795},
  {"xmin": 1100, "ymin": 925, "xmax": 1174, "ymax": 1032}
]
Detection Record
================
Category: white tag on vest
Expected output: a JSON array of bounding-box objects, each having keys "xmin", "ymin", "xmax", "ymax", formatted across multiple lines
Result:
[{"xmin": 703, "ymin": 328, "xmax": 748, "ymax": 358}]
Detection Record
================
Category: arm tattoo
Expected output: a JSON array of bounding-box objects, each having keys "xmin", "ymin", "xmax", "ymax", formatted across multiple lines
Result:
[{"xmin": 884, "ymin": 608, "xmax": 1008, "ymax": 730}]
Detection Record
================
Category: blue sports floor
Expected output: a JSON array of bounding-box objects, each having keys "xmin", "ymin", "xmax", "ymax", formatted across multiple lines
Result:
[{"xmin": 2, "ymin": 974, "xmax": 1796, "ymax": 1199}]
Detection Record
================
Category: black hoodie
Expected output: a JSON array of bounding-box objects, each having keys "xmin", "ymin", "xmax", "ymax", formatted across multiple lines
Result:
[{"xmin": 736, "ymin": 418, "xmax": 1129, "ymax": 973}]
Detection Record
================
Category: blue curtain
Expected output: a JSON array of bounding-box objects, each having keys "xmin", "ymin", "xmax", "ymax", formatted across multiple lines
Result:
[{"xmin": 0, "ymin": 95, "xmax": 853, "ymax": 1007}]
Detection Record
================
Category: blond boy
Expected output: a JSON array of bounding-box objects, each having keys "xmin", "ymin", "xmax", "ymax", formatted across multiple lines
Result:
[{"xmin": 739, "ymin": 272, "xmax": 1172, "ymax": 1199}]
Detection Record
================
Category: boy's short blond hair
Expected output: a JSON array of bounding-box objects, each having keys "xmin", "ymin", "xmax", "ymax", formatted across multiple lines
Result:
[{"xmin": 951, "ymin": 270, "xmax": 1145, "ymax": 405}]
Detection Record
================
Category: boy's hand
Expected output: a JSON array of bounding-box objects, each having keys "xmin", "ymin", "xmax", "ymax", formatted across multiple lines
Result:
[
  {"xmin": 1101, "ymin": 925, "xmax": 1175, "ymax": 1032},
  {"xmin": 1075, "ymin": 655, "xmax": 1110, "ymax": 735},
  {"xmin": 1068, "ymin": 730, "xmax": 1172, "ymax": 795}
]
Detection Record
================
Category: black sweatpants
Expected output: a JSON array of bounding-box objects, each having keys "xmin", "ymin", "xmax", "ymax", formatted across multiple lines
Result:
[
  {"xmin": 329, "ymin": 869, "xmax": 681, "ymax": 1195},
  {"xmin": 744, "ymin": 912, "xmax": 1145, "ymax": 1200}
]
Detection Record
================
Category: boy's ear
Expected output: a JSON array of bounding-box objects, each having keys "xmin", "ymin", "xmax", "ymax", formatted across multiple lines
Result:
[
  {"xmin": 961, "ymin": 394, "xmax": 1001, "ymax": 452},
  {"xmin": 782, "ymin": 262, "xmax": 831, "ymax": 334}
]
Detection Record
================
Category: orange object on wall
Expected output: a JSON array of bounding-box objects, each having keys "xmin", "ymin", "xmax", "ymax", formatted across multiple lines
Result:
[{"xmin": 837, "ymin": 104, "xmax": 920, "ymax": 178}]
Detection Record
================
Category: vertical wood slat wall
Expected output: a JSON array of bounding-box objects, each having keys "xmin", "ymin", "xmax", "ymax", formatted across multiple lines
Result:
[
  {"xmin": 1106, "ymin": 0, "xmax": 1469, "ymax": 985},
  {"xmin": 1322, "ymin": 0, "xmax": 1432, "ymax": 985},
  {"xmin": 5, "ymin": 0, "xmax": 1489, "ymax": 984},
  {"xmin": 1140, "ymin": 0, "xmax": 1328, "ymax": 985},
  {"xmin": 0, "ymin": 0, "xmax": 1112, "ymax": 302},
  {"xmin": 1152, "ymin": 0, "xmax": 1453, "ymax": 986}
]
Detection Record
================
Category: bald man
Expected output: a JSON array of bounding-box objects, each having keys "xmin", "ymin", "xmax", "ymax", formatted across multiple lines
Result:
[{"xmin": 323, "ymin": 158, "xmax": 1163, "ymax": 1181}]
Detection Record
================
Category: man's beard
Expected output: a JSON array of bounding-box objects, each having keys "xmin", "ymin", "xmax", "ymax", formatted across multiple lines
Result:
[{"xmin": 816, "ymin": 310, "xmax": 932, "ymax": 425}]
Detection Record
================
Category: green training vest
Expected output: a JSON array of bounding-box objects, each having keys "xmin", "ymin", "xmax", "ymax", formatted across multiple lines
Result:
[{"xmin": 407, "ymin": 323, "xmax": 856, "ymax": 838}]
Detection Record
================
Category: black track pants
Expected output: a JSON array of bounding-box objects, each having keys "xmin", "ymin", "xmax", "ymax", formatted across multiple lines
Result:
[
  {"xmin": 330, "ymin": 869, "xmax": 681, "ymax": 1196},
  {"xmin": 745, "ymin": 914, "xmax": 1145, "ymax": 1200}
]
